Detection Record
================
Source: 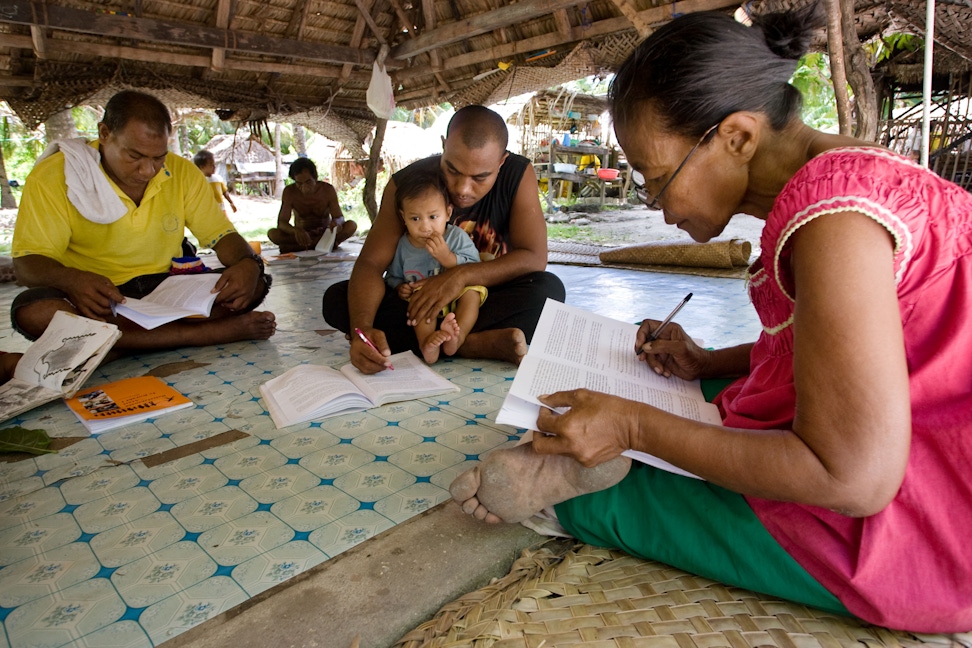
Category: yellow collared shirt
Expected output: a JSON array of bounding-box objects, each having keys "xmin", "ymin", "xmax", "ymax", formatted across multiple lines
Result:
[{"xmin": 13, "ymin": 141, "xmax": 235, "ymax": 285}]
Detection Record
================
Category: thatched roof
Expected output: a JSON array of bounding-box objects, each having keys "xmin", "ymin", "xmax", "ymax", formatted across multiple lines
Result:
[
  {"xmin": 507, "ymin": 89, "xmax": 608, "ymax": 130},
  {"xmin": 202, "ymin": 133, "xmax": 275, "ymax": 164},
  {"xmin": 2, "ymin": 0, "xmax": 970, "ymax": 154}
]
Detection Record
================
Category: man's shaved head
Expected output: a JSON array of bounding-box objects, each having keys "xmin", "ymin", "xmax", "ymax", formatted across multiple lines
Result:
[{"xmin": 446, "ymin": 105, "xmax": 508, "ymax": 151}]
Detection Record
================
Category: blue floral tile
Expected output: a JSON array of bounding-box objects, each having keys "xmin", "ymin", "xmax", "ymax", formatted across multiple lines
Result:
[
  {"xmin": 0, "ymin": 541, "xmax": 101, "ymax": 608},
  {"xmin": 4, "ymin": 577, "xmax": 125, "ymax": 648},
  {"xmin": 269, "ymin": 485, "xmax": 359, "ymax": 532},
  {"xmin": 196, "ymin": 511, "xmax": 294, "ymax": 566},
  {"xmin": 307, "ymin": 509, "xmax": 395, "ymax": 557},
  {"xmin": 169, "ymin": 486, "xmax": 259, "ymax": 534},
  {"xmin": 111, "ymin": 541, "xmax": 217, "ymax": 608},
  {"xmin": 88, "ymin": 511, "xmax": 185, "ymax": 568},
  {"xmin": 231, "ymin": 540, "xmax": 326, "ymax": 597},
  {"xmin": 139, "ymin": 576, "xmax": 247, "ymax": 646}
]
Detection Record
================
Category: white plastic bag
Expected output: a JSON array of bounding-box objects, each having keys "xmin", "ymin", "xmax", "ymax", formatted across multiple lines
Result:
[{"xmin": 367, "ymin": 50, "xmax": 396, "ymax": 120}]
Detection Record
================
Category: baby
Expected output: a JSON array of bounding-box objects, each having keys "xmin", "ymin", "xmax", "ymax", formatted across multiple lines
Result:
[{"xmin": 385, "ymin": 168, "xmax": 486, "ymax": 364}]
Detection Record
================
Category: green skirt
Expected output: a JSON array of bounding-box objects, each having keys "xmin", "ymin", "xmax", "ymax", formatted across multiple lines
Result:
[{"xmin": 553, "ymin": 378, "xmax": 849, "ymax": 616}]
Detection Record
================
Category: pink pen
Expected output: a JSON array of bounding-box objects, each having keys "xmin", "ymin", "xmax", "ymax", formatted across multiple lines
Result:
[{"xmin": 354, "ymin": 328, "xmax": 394, "ymax": 370}]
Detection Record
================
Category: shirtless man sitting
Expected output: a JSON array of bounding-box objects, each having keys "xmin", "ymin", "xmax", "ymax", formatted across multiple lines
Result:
[
  {"xmin": 322, "ymin": 105, "xmax": 566, "ymax": 373},
  {"xmin": 11, "ymin": 90, "xmax": 275, "ymax": 352},
  {"xmin": 268, "ymin": 158, "xmax": 357, "ymax": 253}
]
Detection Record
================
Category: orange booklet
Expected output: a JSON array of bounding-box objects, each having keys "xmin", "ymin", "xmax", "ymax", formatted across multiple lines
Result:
[{"xmin": 66, "ymin": 376, "xmax": 193, "ymax": 434}]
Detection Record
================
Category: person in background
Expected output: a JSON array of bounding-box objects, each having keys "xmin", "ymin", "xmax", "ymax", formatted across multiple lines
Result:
[
  {"xmin": 448, "ymin": 7, "xmax": 972, "ymax": 634},
  {"xmin": 268, "ymin": 158, "xmax": 356, "ymax": 252},
  {"xmin": 192, "ymin": 149, "xmax": 237, "ymax": 214}
]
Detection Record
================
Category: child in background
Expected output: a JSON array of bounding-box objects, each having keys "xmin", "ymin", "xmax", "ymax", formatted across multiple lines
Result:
[
  {"xmin": 192, "ymin": 150, "xmax": 237, "ymax": 214},
  {"xmin": 385, "ymin": 168, "xmax": 486, "ymax": 364}
]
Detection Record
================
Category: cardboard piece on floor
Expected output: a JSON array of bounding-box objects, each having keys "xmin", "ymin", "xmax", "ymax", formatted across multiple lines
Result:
[{"xmin": 140, "ymin": 429, "xmax": 249, "ymax": 468}]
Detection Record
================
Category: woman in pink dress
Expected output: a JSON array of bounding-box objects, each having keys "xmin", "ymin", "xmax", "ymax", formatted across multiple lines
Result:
[{"xmin": 449, "ymin": 5, "xmax": 972, "ymax": 633}]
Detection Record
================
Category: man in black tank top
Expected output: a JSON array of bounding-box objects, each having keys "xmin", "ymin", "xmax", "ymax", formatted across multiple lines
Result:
[{"xmin": 322, "ymin": 105, "xmax": 566, "ymax": 374}]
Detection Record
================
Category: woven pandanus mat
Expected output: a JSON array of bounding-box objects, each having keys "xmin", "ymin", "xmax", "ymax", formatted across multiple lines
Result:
[
  {"xmin": 599, "ymin": 240, "xmax": 753, "ymax": 270},
  {"xmin": 394, "ymin": 543, "xmax": 967, "ymax": 648}
]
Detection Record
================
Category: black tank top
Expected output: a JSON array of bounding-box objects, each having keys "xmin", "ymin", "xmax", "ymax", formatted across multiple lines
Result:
[{"xmin": 393, "ymin": 153, "xmax": 530, "ymax": 259}]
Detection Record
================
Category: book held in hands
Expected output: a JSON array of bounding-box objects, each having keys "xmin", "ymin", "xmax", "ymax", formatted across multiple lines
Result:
[
  {"xmin": 0, "ymin": 311, "xmax": 121, "ymax": 423},
  {"xmin": 66, "ymin": 376, "xmax": 193, "ymax": 433},
  {"xmin": 496, "ymin": 299, "xmax": 723, "ymax": 480},
  {"xmin": 260, "ymin": 351, "xmax": 459, "ymax": 429},
  {"xmin": 113, "ymin": 273, "xmax": 221, "ymax": 330}
]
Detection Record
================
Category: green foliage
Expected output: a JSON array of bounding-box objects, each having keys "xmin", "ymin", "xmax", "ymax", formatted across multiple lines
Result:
[
  {"xmin": 865, "ymin": 33, "xmax": 921, "ymax": 66},
  {"xmin": 790, "ymin": 52, "xmax": 839, "ymax": 132},
  {"xmin": 546, "ymin": 222, "xmax": 616, "ymax": 244},
  {"xmin": 0, "ymin": 426, "xmax": 56, "ymax": 455}
]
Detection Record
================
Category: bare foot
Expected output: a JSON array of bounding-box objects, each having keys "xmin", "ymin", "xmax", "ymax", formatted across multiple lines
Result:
[
  {"xmin": 440, "ymin": 313, "xmax": 463, "ymax": 356},
  {"xmin": 182, "ymin": 311, "xmax": 276, "ymax": 346},
  {"xmin": 457, "ymin": 328, "xmax": 527, "ymax": 365},
  {"xmin": 449, "ymin": 443, "xmax": 631, "ymax": 523},
  {"xmin": 419, "ymin": 327, "xmax": 454, "ymax": 364}
]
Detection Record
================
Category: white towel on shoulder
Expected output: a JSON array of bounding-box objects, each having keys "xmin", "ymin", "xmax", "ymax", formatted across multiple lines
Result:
[{"xmin": 36, "ymin": 138, "xmax": 127, "ymax": 225}]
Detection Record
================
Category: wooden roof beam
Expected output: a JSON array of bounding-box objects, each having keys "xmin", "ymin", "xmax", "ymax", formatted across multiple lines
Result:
[
  {"xmin": 352, "ymin": 0, "xmax": 388, "ymax": 46},
  {"xmin": 0, "ymin": 0, "xmax": 394, "ymax": 68},
  {"xmin": 284, "ymin": 0, "xmax": 313, "ymax": 39},
  {"xmin": 0, "ymin": 33, "xmax": 371, "ymax": 82},
  {"xmin": 210, "ymin": 0, "xmax": 234, "ymax": 72},
  {"xmin": 553, "ymin": 9, "xmax": 572, "ymax": 38},
  {"xmin": 607, "ymin": 0, "xmax": 652, "ymax": 37},
  {"xmin": 391, "ymin": 0, "xmax": 589, "ymax": 60},
  {"xmin": 394, "ymin": 0, "xmax": 740, "ymax": 80},
  {"xmin": 340, "ymin": 0, "xmax": 373, "ymax": 82},
  {"xmin": 29, "ymin": 24, "xmax": 47, "ymax": 58}
]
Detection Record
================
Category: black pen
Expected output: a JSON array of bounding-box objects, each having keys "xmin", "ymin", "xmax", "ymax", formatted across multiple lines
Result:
[{"xmin": 644, "ymin": 293, "xmax": 693, "ymax": 345}]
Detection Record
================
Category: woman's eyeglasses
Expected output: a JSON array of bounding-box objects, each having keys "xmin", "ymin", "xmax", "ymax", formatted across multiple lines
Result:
[{"xmin": 630, "ymin": 122, "xmax": 721, "ymax": 210}]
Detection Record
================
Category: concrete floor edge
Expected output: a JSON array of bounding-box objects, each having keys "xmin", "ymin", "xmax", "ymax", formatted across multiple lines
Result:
[{"xmin": 158, "ymin": 501, "xmax": 546, "ymax": 648}]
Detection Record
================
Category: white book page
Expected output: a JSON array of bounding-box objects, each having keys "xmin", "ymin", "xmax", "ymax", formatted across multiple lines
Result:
[
  {"xmin": 530, "ymin": 299, "xmax": 696, "ymax": 395},
  {"xmin": 260, "ymin": 364, "xmax": 371, "ymax": 427},
  {"xmin": 14, "ymin": 311, "xmax": 120, "ymax": 393},
  {"xmin": 115, "ymin": 274, "xmax": 221, "ymax": 329},
  {"xmin": 315, "ymin": 227, "xmax": 336, "ymax": 253},
  {"xmin": 498, "ymin": 300, "xmax": 722, "ymax": 481},
  {"xmin": 341, "ymin": 351, "xmax": 458, "ymax": 405}
]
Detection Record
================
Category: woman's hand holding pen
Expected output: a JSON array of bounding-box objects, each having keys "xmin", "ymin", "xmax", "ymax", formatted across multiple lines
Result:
[
  {"xmin": 635, "ymin": 320, "xmax": 711, "ymax": 380},
  {"xmin": 534, "ymin": 389, "xmax": 640, "ymax": 467}
]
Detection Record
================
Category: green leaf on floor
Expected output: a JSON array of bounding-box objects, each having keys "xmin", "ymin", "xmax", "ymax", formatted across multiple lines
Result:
[{"xmin": 0, "ymin": 426, "xmax": 56, "ymax": 455}]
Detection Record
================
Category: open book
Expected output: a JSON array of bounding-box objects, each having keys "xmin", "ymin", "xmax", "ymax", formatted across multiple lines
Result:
[
  {"xmin": 66, "ymin": 376, "xmax": 193, "ymax": 434},
  {"xmin": 260, "ymin": 351, "xmax": 459, "ymax": 428},
  {"xmin": 496, "ymin": 299, "xmax": 723, "ymax": 479},
  {"xmin": 113, "ymin": 273, "xmax": 221, "ymax": 330},
  {"xmin": 0, "ymin": 311, "xmax": 121, "ymax": 423}
]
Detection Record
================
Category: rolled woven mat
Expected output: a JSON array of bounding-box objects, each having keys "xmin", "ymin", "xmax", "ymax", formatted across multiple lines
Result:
[
  {"xmin": 599, "ymin": 239, "xmax": 752, "ymax": 269},
  {"xmin": 394, "ymin": 542, "xmax": 965, "ymax": 648}
]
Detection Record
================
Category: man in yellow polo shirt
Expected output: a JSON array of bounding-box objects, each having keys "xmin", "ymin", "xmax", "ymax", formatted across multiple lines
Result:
[{"xmin": 11, "ymin": 90, "xmax": 276, "ymax": 352}]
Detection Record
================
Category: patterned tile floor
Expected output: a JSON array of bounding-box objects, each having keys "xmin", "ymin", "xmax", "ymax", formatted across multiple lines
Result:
[{"xmin": 0, "ymin": 247, "xmax": 761, "ymax": 648}]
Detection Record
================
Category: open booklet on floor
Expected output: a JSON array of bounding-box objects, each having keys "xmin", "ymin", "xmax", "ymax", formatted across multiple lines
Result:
[
  {"xmin": 260, "ymin": 351, "xmax": 460, "ymax": 429},
  {"xmin": 0, "ymin": 311, "xmax": 121, "ymax": 423},
  {"xmin": 496, "ymin": 299, "xmax": 723, "ymax": 480},
  {"xmin": 66, "ymin": 376, "xmax": 193, "ymax": 434},
  {"xmin": 113, "ymin": 273, "xmax": 221, "ymax": 330}
]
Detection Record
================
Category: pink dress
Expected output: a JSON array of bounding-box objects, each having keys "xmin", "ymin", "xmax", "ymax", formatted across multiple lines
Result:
[{"xmin": 717, "ymin": 148, "xmax": 972, "ymax": 632}]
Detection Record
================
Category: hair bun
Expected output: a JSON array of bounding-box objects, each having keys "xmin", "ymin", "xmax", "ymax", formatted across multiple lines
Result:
[{"xmin": 753, "ymin": 2, "xmax": 824, "ymax": 60}]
